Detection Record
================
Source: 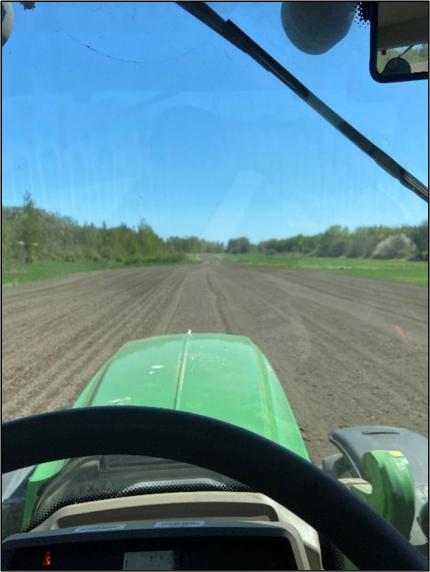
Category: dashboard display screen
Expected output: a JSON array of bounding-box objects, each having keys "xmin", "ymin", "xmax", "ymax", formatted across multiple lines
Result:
[{"xmin": 123, "ymin": 550, "xmax": 175, "ymax": 571}]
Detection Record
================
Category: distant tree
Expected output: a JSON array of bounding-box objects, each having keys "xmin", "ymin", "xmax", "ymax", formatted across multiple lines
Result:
[
  {"xmin": 373, "ymin": 234, "xmax": 417, "ymax": 259},
  {"xmin": 317, "ymin": 225, "xmax": 350, "ymax": 257},
  {"xmin": 137, "ymin": 220, "xmax": 165, "ymax": 258},
  {"xmin": 409, "ymin": 221, "xmax": 428, "ymax": 260},
  {"xmin": 226, "ymin": 237, "xmax": 251, "ymax": 254},
  {"xmin": 99, "ymin": 220, "xmax": 111, "ymax": 259},
  {"xmin": 166, "ymin": 236, "xmax": 224, "ymax": 254},
  {"xmin": 2, "ymin": 206, "xmax": 10, "ymax": 268},
  {"xmin": 21, "ymin": 191, "xmax": 40, "ymax": 264},
  {"xmin": 166, "ymin": 236, "xmax": 184, "ymax": 253},
  {"xmin": 81, "ymin": 223, "xmax": 99, "ymax": 260}
]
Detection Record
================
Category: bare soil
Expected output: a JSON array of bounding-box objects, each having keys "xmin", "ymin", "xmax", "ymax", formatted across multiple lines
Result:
[{"xmin": 2, "ymin": 259, "xmax": 428, "ymax": 461}]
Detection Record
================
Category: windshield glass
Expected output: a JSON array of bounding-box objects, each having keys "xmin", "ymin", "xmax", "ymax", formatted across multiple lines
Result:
[{"xmin": 2, "ymin": 1, "xmax": 428, "ymax": 536}]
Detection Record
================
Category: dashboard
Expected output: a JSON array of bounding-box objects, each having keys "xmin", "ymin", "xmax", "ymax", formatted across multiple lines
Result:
[
  {"xmin": 2, "ymin": 491, "xmax": 322, "ymax": 570},
  {"xmin": 2, "ymin": 521, "xmax": 301, "ymax": 570}
]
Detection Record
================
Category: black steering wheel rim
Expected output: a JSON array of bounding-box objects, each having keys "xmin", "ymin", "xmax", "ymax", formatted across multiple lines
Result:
[{"xmin": 2, "ymin": 406, "xmax": 426, "ymax": 570}]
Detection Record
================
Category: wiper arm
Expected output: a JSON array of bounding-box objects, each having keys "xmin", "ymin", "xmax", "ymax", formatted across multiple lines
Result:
[{"xmin": 177, "ymin": 1, "xmax": 428, "ymax": 203}]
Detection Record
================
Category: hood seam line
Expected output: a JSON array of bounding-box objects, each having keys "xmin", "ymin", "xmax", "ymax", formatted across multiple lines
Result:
[{"xmin": 174, "ymin": 333, "xmax": 191, "ymax": 410}]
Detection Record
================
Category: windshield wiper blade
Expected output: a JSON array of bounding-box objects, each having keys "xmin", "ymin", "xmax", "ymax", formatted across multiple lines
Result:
[{"xmin": 177, "ymin": 1, "xmax": 428, "ymax": 203}]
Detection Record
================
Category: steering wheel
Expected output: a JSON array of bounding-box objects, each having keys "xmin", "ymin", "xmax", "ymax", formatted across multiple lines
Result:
[{"xmin": 2, "ymin": 406, "xmax": 426, "ymax": 570}]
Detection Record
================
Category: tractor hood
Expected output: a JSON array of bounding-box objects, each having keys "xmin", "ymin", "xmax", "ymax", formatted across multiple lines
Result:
[
  {"xmin": 21, "ymin": 334, "xmax": 308, "ymax": 528},
  {"xmin": 77, "ymin": 333, "xmax": 309, "ymax": 460}
]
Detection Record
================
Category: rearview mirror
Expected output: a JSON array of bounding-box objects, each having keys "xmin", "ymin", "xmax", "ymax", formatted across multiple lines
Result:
[{"xmin": 370, "ymin": 1, "xmax": 429, "ymax": 82}]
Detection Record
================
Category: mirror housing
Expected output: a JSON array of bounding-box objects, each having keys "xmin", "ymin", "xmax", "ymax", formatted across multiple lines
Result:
[
  {"xmin": 369, "ymin": 1, "xmax": 429, "ymax": 83},
  {"xmin": 1, "ymin": 2, "xmax": 14, "ymax": 47}
]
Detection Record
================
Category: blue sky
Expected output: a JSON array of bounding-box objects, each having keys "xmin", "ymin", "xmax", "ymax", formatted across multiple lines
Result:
[{"xmin": 2, "ymin": 2, "xmax": 428, "ymax": 242}]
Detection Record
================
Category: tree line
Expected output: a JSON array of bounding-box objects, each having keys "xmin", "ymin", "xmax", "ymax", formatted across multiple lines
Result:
[
  {"xmin": 2, "ymin": 194, "xmax": 428, "ymax": 269},
  {"xmin": 226, "ymin": 223, "xmax": 428, "ymax": 260},
  {"xmin": 1, "ymin": 193, "xmax": 223, "ymax": 268}
]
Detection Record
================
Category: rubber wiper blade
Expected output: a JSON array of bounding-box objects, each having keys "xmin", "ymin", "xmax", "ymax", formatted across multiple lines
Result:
[{"xmin": 177, "ymin": 1, "xmax": 428, "ymax": 203}]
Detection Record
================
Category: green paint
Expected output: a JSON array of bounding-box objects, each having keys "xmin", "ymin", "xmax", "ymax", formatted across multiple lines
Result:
[
  {"xmin": 88, "ymin": 333, "xmax": 309, "ymax": 459},
  {"xmin": 23, "ymin": 333, "xmax": 309, "ymax": 527},
  {"xmin": 351, "ymin": 450, "xmax": 415, "ymax": 539},
  {"xmin": 339, "ymin": 450, "xmax": 416, "ymax": 570}
]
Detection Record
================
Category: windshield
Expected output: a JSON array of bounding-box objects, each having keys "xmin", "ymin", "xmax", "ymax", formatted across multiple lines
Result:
[{"xmin": 2, "ymin": 1, "xmax": 428, "ymax": 536}]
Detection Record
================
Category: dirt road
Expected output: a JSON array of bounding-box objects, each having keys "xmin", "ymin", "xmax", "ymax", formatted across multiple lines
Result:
[{"xmin": 2, "ymin": 260, "xmax": 428, "ymax": 461}]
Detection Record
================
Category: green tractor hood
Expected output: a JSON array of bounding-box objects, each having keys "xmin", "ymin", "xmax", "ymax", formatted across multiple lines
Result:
[
  {"xmin": 77, "ymin": 332, "xmax": 309, "ymax": 459},
  {"xmin": 23, "ymin": 333, "xmax": 308, "ymax": 529}
]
